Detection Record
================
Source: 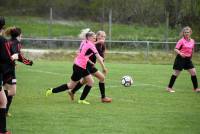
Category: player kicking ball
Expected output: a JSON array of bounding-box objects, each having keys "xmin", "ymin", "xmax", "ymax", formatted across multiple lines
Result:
[{"xmin": 69, "ymin": 31, "xmax": 112, "ymax": 103}]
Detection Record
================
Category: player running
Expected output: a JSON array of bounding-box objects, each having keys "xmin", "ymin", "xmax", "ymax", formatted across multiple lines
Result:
[
  {"xmin": 3, "ymin": 27, "xmax": 33, "ymax": 116},
  {"xmin": 46, "ymin": 31, "xmax": 108, "ymax": 104},
  {"xmin": 166, "ymin": 26, "xmax": 200, "ymax": 93},
  {"xmin": 69, "ymin": 30, "xmax": 112, "ymax": 103}
]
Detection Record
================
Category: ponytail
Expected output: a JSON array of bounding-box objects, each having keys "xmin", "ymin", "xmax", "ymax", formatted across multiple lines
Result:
[{"xmin": 5, "ymin": 26, "xmax": 21, "ymax": 38}]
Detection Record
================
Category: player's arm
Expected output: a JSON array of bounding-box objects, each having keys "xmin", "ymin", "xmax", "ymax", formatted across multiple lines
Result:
[
  {"xmin": 88, "ymin": 59, "xmax": 95, "ymax": 66},
  {"xmin": 95, "ymin": 53, "xmax": 108, "ymax": 75},
  {"xmin": 174, "ymin": 48, "xmax": 186, "ymax": 58},
  {"xmin": 15, "ymin": 42, "xmax": 33, "ymax": 66},
  {"xmin": 174, "ymin": 40, "xmax": 186, "ymax": 58},
  {"xmin": 4, "ymin": 41, "xmax": 18, "ymax": 62}
]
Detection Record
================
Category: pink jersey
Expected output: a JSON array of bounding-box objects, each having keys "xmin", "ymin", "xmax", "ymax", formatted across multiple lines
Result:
[
  {"xmin": 74, "ymin": 40, "xmax": 98, "ymax": 69},
  {"xmin": 175, "ymin": 37, "xmax": 195, "ymax": 57}
]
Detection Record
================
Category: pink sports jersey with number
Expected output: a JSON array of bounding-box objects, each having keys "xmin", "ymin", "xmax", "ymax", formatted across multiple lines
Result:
[
  {"xmin": 74, "ymin": 40, "xmax": 98, "ymax": 69},
  {"xmin": 175, "ymin": 37, "xmax": 195, "ymax": 57}
]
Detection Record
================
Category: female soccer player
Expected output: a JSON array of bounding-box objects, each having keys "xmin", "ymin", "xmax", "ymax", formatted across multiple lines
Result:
[
  {"xmin": 0, "ymin": 16, "xmax": 11, "ymax": 134},
  {"xmin": 46, "ymin": 31, "xmax": 108, "ymax": 104},
  {"xmin": 70, "ymin": 31, "xmax": 112, "ymax": 103},
  {"xmin": 166, "ymin": 26, "xmax": 200, "ymax": 93},
  {"xmin": 3, "ymin": 27, "xmax": 33, "ymax": 116}
]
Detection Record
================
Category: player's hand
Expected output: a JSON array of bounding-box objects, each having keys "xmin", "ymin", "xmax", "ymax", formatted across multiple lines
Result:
[
  {"xmin": 102, "ymin": 68, "xmax": 108, "ymax": 75},
  {"xmin": 96, "ymin": 39, "xmax": 105, "ymax": 44},
  {"xmin": 11, "ymin": 53, "xmax": 19, "ymax": 60},
  {"xmin": 179, "ymin": 52, "xmax": 186, "ymax": 58},
  {"xmin": 28, "ymin": 60, "xmax": 33, "ymax": 66}
]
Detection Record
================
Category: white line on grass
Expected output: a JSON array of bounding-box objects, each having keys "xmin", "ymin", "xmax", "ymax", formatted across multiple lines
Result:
[
  {"xmin": 26, "ymin": 68, "xmax": 166, "ymax": 89},
  {"xmin": 27, "ymin": 68, "xmax": 67, "ymax": 76},
  {"xmin": 26, "ymin": 68, "xmax": 182, "ymax": 104}
]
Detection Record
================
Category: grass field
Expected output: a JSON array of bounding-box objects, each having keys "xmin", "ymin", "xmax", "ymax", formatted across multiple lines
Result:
[{"xmin": 8, "ymin": 60, "xmax": 200, "ymax": 134}]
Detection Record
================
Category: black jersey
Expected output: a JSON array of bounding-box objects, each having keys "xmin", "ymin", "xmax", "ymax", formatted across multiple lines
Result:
[
  {"xmin": 89, "ymin": 42, "xmax": 106, "ymax": 63},
  {"xmin": 0, "ymin": 35, "xmax": 13, "ymax": 68},
  {"xmin": 8, "ymin": 38, "xmax": 32, "ymax": 65}
]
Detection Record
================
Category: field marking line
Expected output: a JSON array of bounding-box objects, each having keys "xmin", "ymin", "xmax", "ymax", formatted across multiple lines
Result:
[
  {"xmin": 27, "ymin": 68, "xmax": 175, "ymax": 103},
  {"xmin": 27, "ymin": 68, "xmax": 67, "ymax": 76},
  {"xmin": 26, "ymin": 68, "xmax": 165, "ymax": 89},
  {"xmin": 27, "ymin": 68, "xmax": 167, "ymax": 88}
]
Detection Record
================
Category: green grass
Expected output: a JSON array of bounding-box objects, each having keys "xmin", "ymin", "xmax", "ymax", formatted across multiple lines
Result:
[
  {"xmin": 7, "ymin": 60, "xmax": 200, "ymax": 134},
  {"xmin": 4, "ymin": 16, "xmax": 182, "ymax": 41}
]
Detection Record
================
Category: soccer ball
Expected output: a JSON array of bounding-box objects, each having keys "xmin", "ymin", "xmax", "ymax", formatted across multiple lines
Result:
[{"xmin": 121, "ymin": 75, "xmax": 133, "ymax": 87}]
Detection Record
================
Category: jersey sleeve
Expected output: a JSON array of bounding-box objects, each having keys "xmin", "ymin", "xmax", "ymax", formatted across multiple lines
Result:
[
  {"xmin": 175, "ymin": 39, "xmax": 183, "ymax": 50},
  {"xmin": 91, "ymin": 44, "xmax": 98, "ymax": 54},
  {"xmin": 16, "ymin": 43, "xmax": 33, "ymax": 65}
]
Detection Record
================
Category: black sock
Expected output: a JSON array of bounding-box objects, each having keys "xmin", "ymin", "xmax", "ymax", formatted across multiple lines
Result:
[
  {"xmin": 99, "ymin": 82, "xmax": 105, "ymax": 98},
  {"xmin": 52, "ymin": 84, "xmax": 68, "ymax": 93},
  {"xmin": 168, "ymin": 75, "xmax": 177, "ymax": 88},
  {"xmin": 72, "ymin": 82, "xmax": 83, "ymax": 94},
  {"xmin": 6, "ymin": 96, "xmax": 13, "ymax": 114},
  {"xmin": 191, "ymin": 75, "xmax": 198, "ymax": 89},
  {"xmin": 0, "ymin": 108, "xmax": 7, "ymax": 133},
  {"xmin": 80, "ymin": 85, "xmax": 92, "ymax": 100}
]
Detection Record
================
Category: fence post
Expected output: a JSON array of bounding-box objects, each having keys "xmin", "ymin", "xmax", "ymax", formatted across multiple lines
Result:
[
  {"xmin": 146, "ymin": 41, "xmax": 150, "ymax": 62},
  {"xmin": 48, "ymin": 7, "xmax": 53, "ymax": 38},
  {"xmin": 108, "ymin": 9, "xmax": 112, "ymax": 50}
]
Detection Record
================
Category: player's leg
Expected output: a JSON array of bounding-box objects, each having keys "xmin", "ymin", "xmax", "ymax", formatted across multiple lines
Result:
[
  {"xmin": 46, "ymin": 64, "xmax": 82, "ymax": 96},
  {"xmin": 167, "ymin": 55, "xmax": 183, "ymax": 93},
  {"xmin": 0, "ymin": 73, "xmax": 9, "ymax": 133},
  {"xmin": 71, "ymin": 78, "xmax": 85, "ymax": 94},
  {"xmin": 46, "ymin": 80, "xmax": 77, "ymax": 96},
  {"xmin": 0, "ymin": 89, "xmax": 7, "ymax": 133},
  {"xmin": 78, "ymin": 74, "xmax": 94, "ymax": 104},
  {"xmin": 187, "ymin": 68, "xmax": 200, "ymax": 92},
  {"xmin": 68, "ymin": 79, "xmax": 86, "ymax": 101},
  {"xmin": 167, "ymin": 70, "xmax": 181, "ymax": 92},
  {"xmin": 3, "ymin": 69, "xmax": 17, "ymax": 117},
  {"xmin": 93, "ymin": 71, "xmax": 112, "ymax": 103},
  {"xmin": 3, "ymin": 83, "xmax": 16, "ymax": 117}
]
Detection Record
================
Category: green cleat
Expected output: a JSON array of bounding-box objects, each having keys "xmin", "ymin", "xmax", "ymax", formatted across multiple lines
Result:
[
  {"xmin": 6, "ymin": 112, "xmax": 12, "ymax": 117},
  {"xmin": 78, "ymin": 100, "xmax": 90, "ymax": 105},
  {"xmin": 45, "ymin": 88, "xmax": 53, "ymax": 96}
]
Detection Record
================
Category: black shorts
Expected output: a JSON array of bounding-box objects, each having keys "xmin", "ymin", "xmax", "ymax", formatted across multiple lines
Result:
[
  {"xmin": 87, "ymin": 64, "xmax": 98, "ymax": 74},
  {"xmin": 173, "ymin": 55, "xmax": 194, "ymax": 71},
  {"xmin": 2, "ymin": 64, "xmax": 16, "ymax": 85},
  {"xmin": 71, "ymin": 64, "xmax": 90, "ymax": 81}
]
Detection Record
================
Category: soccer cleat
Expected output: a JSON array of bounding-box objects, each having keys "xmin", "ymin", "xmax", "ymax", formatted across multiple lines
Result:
[
  {"xmin": 6, "ymin": 112, "xmax": 12, "ymax": 117},
  {"xmin": 68, "ymin": 90, "xmax": 74, "ymax": 101},
  {"xmin": 78, "ymin": 100, "xmax": 90, "ymax": 105},
  {"xmin": 45, "ymin": 88, "xmax": 53, "ymax": 96},
  {"xmin": 0, "ymin": 131, "xmax": 11, "ymax": 134},
  {"xmin": 166, "ymin": 87, "xmax": 175, "ymax": 93},
  {"xmin": 101, "ymin": 97, "xmax": 112, "ymax": 103}
]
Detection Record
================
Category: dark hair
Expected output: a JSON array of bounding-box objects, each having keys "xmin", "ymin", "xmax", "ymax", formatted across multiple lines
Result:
[
  {"xmin": 11, "ymin": 27, "xmax": 21, "ymax": 38},
  {"xmin": 5, "ymin": 27, "xmax": 22, "ymax": 38},
  {"xmin": 0, "ymin": 16, "xmax": 5, "ymax": 29}
]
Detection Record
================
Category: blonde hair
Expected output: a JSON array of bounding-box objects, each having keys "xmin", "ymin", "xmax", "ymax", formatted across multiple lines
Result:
[
  {"xmin": 4, "ymin": 26, "xmax": 21, "ymax": 38},
  {"xmin": 78, "ymin": 28, "xmax": 91, "ymax": 39},
  {"xmin": 180, "ymin": 26, "xmax": 192, "ymax": 37},
  {"xmin": 4, "ymin": 26, "xmax": 15, "ymax": 36},
  {"xmin": 96, "ymin": 31, "xmax": 106, "ymax": 37}
]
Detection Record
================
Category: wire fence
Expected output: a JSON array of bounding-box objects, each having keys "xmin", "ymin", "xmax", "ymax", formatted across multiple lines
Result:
[{"xmin": 21, "ymin": 37, "xmax": 200, "ymax": 62}]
